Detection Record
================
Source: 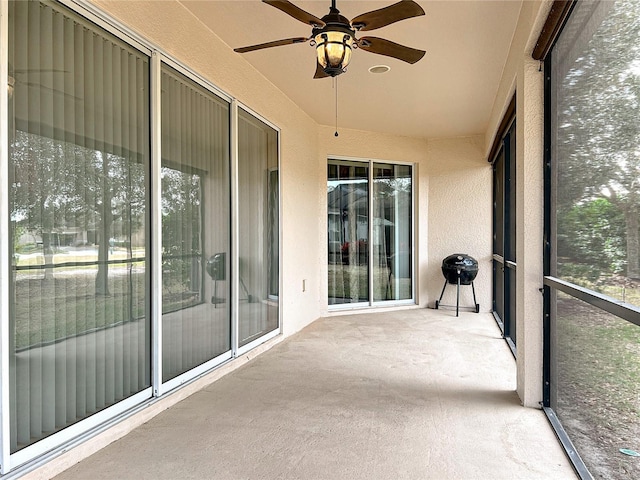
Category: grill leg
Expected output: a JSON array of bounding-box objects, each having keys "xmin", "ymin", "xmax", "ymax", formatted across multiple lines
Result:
[
  {"xmin": 471, "ymin": 281, "xmax": 478, "ymax": 313},
  {"xmin": 456, "ymin": 275, "xmax": 460, "ymax": 317},
  {"xmin": 438, "ymin": 279, "xmax": 447, "ymax": 303}
]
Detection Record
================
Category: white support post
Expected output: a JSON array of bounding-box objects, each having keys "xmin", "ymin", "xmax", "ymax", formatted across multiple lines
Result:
[
  {"xmin": 515, "ymin": 54, "xmax": 545, "ymax": 408},
  {"xmin": 230, "ymin": 100, "xmax": 239, "ymax": 354}
]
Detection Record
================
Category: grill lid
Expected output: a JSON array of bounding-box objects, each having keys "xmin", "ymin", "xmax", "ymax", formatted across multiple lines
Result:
[{"xmin": 441, "ymin": 253, "xmax": 478, "ymax": 285}]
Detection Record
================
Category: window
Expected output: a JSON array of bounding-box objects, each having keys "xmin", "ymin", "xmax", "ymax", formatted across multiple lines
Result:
[
  {"xmin": 545, "ymin": 1, "xmax": 640, "ymax": 477},
  {"xmin": 328, "ymin": 159, "xmax": 413, "ymax": 306}
]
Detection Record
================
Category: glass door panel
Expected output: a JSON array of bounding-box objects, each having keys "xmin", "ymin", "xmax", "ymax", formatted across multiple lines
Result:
[
  {"xmin": 493, "ymin": 148, "xmax": 506, "ymax": 323},
  {"xmin": 328, "ymin": 161, "xmax": 370, "ymax": 305},
  {"xmin": 373, "ymin": 163, "xmax": 412, "ymax": 301},
  {"xmin": 8, "ymin": 0, "xmax": 151, "ymax": 451},
  {"xmin": 504, "ymin": 123, "xmax": 516, "ymax": 346},
  {"xmin": 160, "ymin": 64, "xmax": 231, "ymax": 382},
  {"xmin": 328, "ymin": 159, "xmax": 413, "ymax": 307},
  {"xmin": 237, "ymin": 109, "xmax": 279, "ymax": 347}
]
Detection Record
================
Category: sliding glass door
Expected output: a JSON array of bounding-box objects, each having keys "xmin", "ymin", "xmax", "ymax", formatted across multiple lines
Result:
[
  {"xmin": 8, "ymin": 0, "xmax": 151, "ymax": 452},
  {"xmin": 328, "ymin": 161, "xmax": 370, "ymax": 305},
  {"xmin": 160, "ymin": 65, "xmax": 231, "ymax": 383},
  {"xmin": 373, "ymin": 163, "xmax": 413, "ymax": 302},
  {"xmin": 237, "ymin": 109, "xmax": 279, "ymax": 348},
  {"xmin": 328, "ymin": 159, "xmax": 413, "ymax": 307},
  {"xmin": 492, "ymin": 117, "xmax": 516, "ymax": 351}
]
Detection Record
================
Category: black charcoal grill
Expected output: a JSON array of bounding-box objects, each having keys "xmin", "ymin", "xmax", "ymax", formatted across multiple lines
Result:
[{"xmin": 434, "ymin": 253, "xmax": 479, "ymax": 316}]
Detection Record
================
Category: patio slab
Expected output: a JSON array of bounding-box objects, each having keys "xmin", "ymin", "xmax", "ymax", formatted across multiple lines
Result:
[{"xmin": 53, "ymin": 308, "xmax": 576, "ymax": 480}]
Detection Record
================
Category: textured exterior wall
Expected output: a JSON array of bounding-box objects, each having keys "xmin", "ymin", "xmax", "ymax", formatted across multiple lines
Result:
[
  {"xmin": 426, "ymin": 136, "xmax": 492, "ymax": 312},
  {"xmin": 485, "ymin": 0, "xmax": 552, "ymax": 408}
]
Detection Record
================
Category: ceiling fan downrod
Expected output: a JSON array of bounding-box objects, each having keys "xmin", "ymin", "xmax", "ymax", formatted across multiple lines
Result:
[{"xmin": 334, "ymin": 76, "xmax": 339, "ymax": 137}]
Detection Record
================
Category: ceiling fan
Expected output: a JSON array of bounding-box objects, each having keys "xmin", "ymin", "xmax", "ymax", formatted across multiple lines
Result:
[{"xmin": 234, "ymin": 0, "xmax": 426, "ymax": 78}]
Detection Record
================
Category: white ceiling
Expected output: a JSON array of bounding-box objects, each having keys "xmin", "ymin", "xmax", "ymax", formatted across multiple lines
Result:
[{"xmin": 181, "ymin": 0, "xmax": 522, "ymax": 139}]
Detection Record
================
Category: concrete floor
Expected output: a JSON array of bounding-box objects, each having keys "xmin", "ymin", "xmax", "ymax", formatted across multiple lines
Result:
[{"xmin": 53, "ymin": 309, "xmax": 576, "ymax": 480}]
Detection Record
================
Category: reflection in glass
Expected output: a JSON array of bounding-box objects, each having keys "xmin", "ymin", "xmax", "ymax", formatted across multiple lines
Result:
[
  {"xmin": 237, "ymin": 110, "xmax": 279, "ymax": 347},
  {"xmin": 161, "ymin": 65, "xmax": 230, "ymax": 381},
  {"xmin": 8, "ymin": 0, "xmax": 150, "ymax": 451},
  {"xmin": 554, "ymin": 294, "xmax": 640, "ymax": 479},
  {"xmin": 328, "ymin": 161, "xmax": 370, "ymax": 304},
  {"xmin": 373, "ymin": 163, "xmax": 412, "ymax": 301}
]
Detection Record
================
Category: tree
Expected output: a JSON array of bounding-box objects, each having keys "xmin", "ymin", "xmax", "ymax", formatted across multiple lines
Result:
[
  {"xmin": 556, "ymin": 0, "xmax": 640, "ymax": 277},
  {"xmin": 557, "ymin": 198, "xmax": 625, "ymax": 277}
]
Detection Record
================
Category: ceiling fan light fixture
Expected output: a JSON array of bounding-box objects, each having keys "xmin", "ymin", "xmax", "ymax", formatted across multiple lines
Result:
[{"xmin": 315, "ymin": 30, "xmax": 353, "ymax": 76}]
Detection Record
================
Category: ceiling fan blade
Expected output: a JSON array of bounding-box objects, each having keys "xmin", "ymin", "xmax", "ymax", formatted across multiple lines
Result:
[
  {"xmin": 234, "ymin": 37, "xmax": 309, "ymax": 53},
  {"xmin": 313, "ymin": 62, "xmax": 330, "ymax": 79},
  {"xmin": 351, "ymin": 0, "xmax": 425, "ymax": 31},
  {"xmin": 357, "ymin": 37, "xmax": 425, "ymax": 64},
  {"xmin": 263, "ymin": 0, "xmax": 325, "ymax": 27}
]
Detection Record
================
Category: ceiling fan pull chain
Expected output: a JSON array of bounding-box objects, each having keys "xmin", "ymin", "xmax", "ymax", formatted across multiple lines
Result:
[{"xmin": 334, "ymin": 76, "xmax": 339, "ymax": 137}]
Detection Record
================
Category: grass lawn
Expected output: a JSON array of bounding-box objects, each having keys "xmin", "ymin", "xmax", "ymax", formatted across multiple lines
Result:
[{"xmin": 556, "ymin": 293, "xmax": 640, "ymax": 479}]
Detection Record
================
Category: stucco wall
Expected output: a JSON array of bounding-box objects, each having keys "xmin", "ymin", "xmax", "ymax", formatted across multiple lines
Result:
[{"xmin": 426, "ymin": 136, "xmax": 492, "ymax": 312}]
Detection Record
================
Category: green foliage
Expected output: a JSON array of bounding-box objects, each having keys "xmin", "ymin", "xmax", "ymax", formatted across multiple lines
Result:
[
  {"xmin": 557, "ymin": 262, "xmax": 602, "ymax": 284},
  {"xmin": 557, "ymin": 198, "xmax": 626, "ymax": 276}
]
